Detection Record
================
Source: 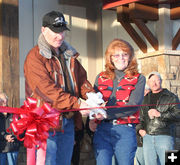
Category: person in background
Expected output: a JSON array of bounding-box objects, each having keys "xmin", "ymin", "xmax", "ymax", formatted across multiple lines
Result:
[
  {"xmin": 24, "ymin": 11, "xmax": 94, "ymax": 165},
  {"xmin": 135, "ymin": 86, "xmax": 150, "ymax": 165},
  {"xmin": 137, "ymin": 71, "xmax": 180, "ymax": 165},
  {"xmin": 0, "ymin": 92, "xmax": 20, "ymax": 165},
  {"xmin": 71, "ymin": 122, "xmax": 84, "ymax": 165},
  {"xmin": 89, "ymin": 39, "xmax": 146, "ymax": 165}
]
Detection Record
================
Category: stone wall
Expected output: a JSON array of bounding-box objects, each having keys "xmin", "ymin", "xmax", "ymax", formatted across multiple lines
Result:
[{"xmin": 138, "ymin": 51, "xmax": 180, "ymax": 94}]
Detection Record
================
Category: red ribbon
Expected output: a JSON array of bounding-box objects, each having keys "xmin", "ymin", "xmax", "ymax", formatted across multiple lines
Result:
[
  {"xmin": 8, "ymin": 97, "xmax": 60, "ymax": 149},
  {"xmin": 0, "ymin": 97, "xmax": 60, "ymax": 165},
  {"xmin": 0, "ymin": 98, "xmax": 179, "ymax": 165}
]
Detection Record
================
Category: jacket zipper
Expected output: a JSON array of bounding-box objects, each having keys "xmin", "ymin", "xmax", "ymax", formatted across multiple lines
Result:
[
  {"xmin": 54, "ymin": 71, "xmax": 57, "ymax": 85},
  {"xmin": 156, "ymin": 93, "xmax": 163, "ymax": 109},
  {"xmin": 53, "ymin": 56, "xmax": 65, "ymax": 90}
]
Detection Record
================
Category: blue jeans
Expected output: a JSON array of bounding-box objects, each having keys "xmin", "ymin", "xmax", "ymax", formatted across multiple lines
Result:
[
  {"xmin": 0, "ymin": 153, "xmax": 6, "ymax": 165},
  {"xmin": 45, "ymin": 118, "xmax": 74, "ymax": 165},
  {"xmin": 7, "ymin": 151, "xmax": 18, "ymax": 165},
  {"xmin": 143, "ymin": 134, "xmax": 174, "ymax": 165},
  {"xmin": 135, "ymin": 147, "xmax": 145, "ymax": 165},
  {"xmin": 93, "ymin": 122, "xmax": 137, "ymax": 165},
  {"xmin": 0, "ymin": 151, "xmax": 18, "ymax": 165}
]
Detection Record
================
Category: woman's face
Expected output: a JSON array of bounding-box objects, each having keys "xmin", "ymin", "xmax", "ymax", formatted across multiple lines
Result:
[{"xmin": 111, "ymin": 48, "xmax": 130, "ymax": 71}]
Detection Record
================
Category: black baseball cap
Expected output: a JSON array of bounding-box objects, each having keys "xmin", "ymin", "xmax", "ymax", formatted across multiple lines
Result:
[{"xmin": 42, "ymin": 11, "xmax": 70, "ymax": 33}]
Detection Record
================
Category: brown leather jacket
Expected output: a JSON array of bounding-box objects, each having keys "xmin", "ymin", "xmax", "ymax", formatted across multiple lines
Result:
[{"xmin": 24, "ymin": 36, "xmax": 94, "ymax": 130}]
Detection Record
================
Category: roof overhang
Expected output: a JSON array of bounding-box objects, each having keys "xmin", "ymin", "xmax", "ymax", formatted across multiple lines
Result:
[
  {"xmin": 102, "ymin": 0, "xmax": 180, "ymax": 10},
  {"xmin": 102, "ymin": 0, "xmax": 141, "ymax": 10},
  {"xmin": 102, "ymin": 0, "xmax": 180, "ymax": 52}
]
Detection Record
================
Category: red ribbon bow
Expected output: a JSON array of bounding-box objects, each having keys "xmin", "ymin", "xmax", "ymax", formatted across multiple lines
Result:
[{"xmin": 8, "ymin": 97, "xmax": 60, "ymax": 149}]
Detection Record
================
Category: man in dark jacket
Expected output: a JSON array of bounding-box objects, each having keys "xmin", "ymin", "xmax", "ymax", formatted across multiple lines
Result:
[
  {"xmin": 137, "ymin": 71, "xmax": 180, "ymax": 165},
  {"xmin": 0, "ymin": 92, "xmax": 20, "ymax": 165},
  {"xmin": 135, "ymin": 86, "xmax": 150, "ymax": 165}
]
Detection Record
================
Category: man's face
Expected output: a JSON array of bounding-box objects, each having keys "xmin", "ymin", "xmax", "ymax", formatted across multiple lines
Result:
[
  {"xmin": 41, "ymin": 27, "xmax": 65, "ymax": 49},
  {"xmin": 148, "ymin": 75, "xmax": 162, "ymax": 93}
]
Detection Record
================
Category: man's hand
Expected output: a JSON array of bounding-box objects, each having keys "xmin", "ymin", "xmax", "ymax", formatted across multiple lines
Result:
[
  {"xmin": 139, "ymin": 129, "xmax": 146, "ymax": 137},
  {"xmin": 79, "ymin": 100, "xmax": 90, "ymax": 117},
  {"xmin": 89, "ymin": 120, "xmax": 98, "ymax": 132},
  {"xmin": 148, "ymin": 109, "xmax": 161, "ymax": 119}
]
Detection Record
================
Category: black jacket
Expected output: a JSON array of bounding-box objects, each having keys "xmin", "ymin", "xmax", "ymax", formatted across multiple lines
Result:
[
  {"xmin": 0, "ymin": 113, "xmax": 20, "ymax": 153},
  {"xmin": 137, "ymin": 89, "xmax": 180, "ymax": 136},
  {"xmin": 136, "ymin": 124, "xmax": 143, "ymax": 147}
]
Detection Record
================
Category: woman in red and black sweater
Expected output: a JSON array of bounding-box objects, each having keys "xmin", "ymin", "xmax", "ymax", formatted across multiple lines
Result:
[{"xmin": 89, "ymin": 39, "xmax": 145, "ymax": 165}]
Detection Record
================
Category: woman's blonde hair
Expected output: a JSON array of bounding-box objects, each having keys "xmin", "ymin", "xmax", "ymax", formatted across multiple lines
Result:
[{"xmin": 103, "ymin": 39, "xmax": 138, "ymax": 79}]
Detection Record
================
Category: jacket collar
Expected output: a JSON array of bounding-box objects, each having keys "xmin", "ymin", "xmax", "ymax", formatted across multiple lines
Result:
[
  {"xmin": 38, "ymin": 33, "xmax": 78, "ymax": 59},
  {"xmin": 160, "ymin": 88, "xmax": 172, "ymax": 96},
  {"xmin": 148, "ymin": 88, "xmax": 170, "ymax": 97}
]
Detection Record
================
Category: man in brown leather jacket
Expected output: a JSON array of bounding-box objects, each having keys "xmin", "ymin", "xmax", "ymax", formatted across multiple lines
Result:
[{"xmin": 24, "ymin": 11, "xmax": 94, "ymax": 165}]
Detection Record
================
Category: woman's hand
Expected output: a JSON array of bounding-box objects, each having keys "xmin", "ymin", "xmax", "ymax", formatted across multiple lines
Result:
[
  {"xmin": 92, "ymin": 101, "xmax": 107, "ymax": 120},
  {"xmin": 93, "ymin": 113, "xmax": 105, "ymax": 120}
]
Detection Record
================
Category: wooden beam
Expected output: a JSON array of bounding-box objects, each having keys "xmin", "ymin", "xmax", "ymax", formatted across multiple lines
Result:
[
  {"xmin": 59, "ymin": 0, "xmax": 96, "ymax": 8},
  {"xmin": 0, "ymin": 0, "xmax": 19, "ymax": 107},
  {"xmin": 172, "ymin": 28, "xmax": 180, "ymax": 50},
  {"xmin": 133, "ymin": 19, "xmax": 158, "ymax": 50},
  {"xmin": 117, "ymin": 5, "xmax": 147, "ymax": 52},
  {"xmin": 117, "ymin": 6, "xmax": 131, "ymax": 23},
  {"xmin": 170, "ymin": 6, "xmax": 180, "ymax": 20},
  {"xmin": 129, "ymin": 3, "xmax": 159, "ymax": 21},
  {"xmin": 119, "ymin": 20, "xmax": 147, "ymax": 53}
]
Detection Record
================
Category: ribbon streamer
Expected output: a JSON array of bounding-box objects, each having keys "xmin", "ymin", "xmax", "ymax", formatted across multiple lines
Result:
[
  {"xmin": 0, "ymin": 97, "xmax": 60, "ymax": 165},
  {"xmin": 8, "ymin": 97, "xmax": 60, "ymax": 149},
  {"xmin": 0, "ymin": 98, "xmax": 179, "ymax": 165},
  {"xmin": 58, "ymin": 102, "xmax": 180, "ymax": 113}
]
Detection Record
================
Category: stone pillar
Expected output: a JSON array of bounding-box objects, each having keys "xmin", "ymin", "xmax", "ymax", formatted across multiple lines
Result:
[
  {"xmin": 137, "ymin": 5, "xmax": 180, "ymax": 149},
  {"xmin": 138, "ymin": 50, "xmax": 180, "ymax": 95}
]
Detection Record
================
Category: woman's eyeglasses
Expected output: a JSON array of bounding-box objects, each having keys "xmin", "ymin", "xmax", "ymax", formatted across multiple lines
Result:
[{"xmin": 111, "ymin": 53, "xmax": 129, "ymax": 59}]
